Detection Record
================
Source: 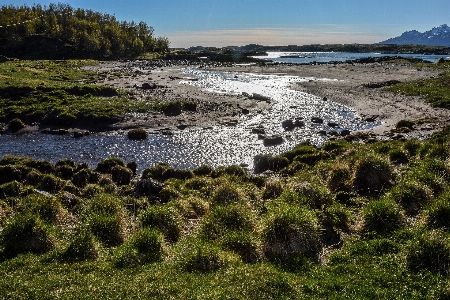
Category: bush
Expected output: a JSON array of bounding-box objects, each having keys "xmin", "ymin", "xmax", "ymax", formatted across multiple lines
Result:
[
  {"xmin": 127, "ymin": 128, "xmax": 148, "ymax": 140},
  {"xmin": 171, "ymin": 169, "xmax": 194, "ymax": 180},
  {"xmin": 254, "ymin": 154, "xmax": 289, "ymax": 173},
  {"xmin": 281, "ymin": 182, "xmax": 332, "ymax": 209},
  {"xmin": 1, "ymin": 213, "xmax": 54, "ymax": 258},
  {"xmin": 63, "ymin": 229, "xmax": 99, "ymax": 261},
  {"xmin": 363, "ymin": 198, "xmax": 405, "ymax": 235},
  {"xmin": 262, "ymin": 204, "xmax": 321, "ymax": 262},
  {"xmin": 193, "ymin": 165, "xmax": 212, "ymax": 176},
  {"xmin": 38, "ymin": 174, "xmax": 66, "ymax": 194},
  {"xmin": 158, "ymin": 186, "xmax": 180, "ymax": 203},
  {"xmin": 20, "ymin": 193, "xmax": 63, "ymax": 223},
  {"xmin": 211, "ymin": 165, "xmax": 247, "ymax": 178},
  {"xmin": 404, "ymin": 138, "xmax": 421, "ymax": 156},
  {"xmin": 111, "ymin": 165, "xmax": 133, "ymax": 185},
  {"xmin": 199, "ymin": 204, "xmax": 256, "ymax": 240},
  {"xmin": 185, "ymin": 177, "xmax": 211, "ymax": 191},
  {"xmin": 211, "ymin": 184, "xmax": 242, "ymax": 205},
  {"xmin": 327, "ymin": 163, "xmax": 351, "ymax": 193},
  {"xmin": 324, "ymin": 203, "xmax": 351, "ymax": 231},
  {"xmin": 221, "ymin": 231, "xmax": 260, "ymax": 263},
  {"xmin": 72, "ymin": 169, "xmax": 101, "ymax": 188},
  {"xmin": 55, "ymin": 164, "xmax": 75, "ymax": 180},
  {"xmin": 0, "ymin": 165, "xmax": 24, "ymax": 185},
  {"xmin": 25, "ymin": 170, "xmax": 43, "ymax": 186},
  {"xmin": 173, "ymin": 197, "xmax": 209, "ymax": 219},
  {"xmin": 427, "ymin": 197, "xmax": 450, "ymax": 230},
  {"xmin": 142, "ymin": 163, "xmax": 174, "ymax": 181},
  {"xmin": 0, "ymin": 181, "xmax": 24, "ymax": 199},
  {"xmin": 389, "ymin": 149, "xmax": 409, "ymax": 164},
  {"xmin": 262, "ymin": 180, "xmax": 283, "ymax": 200},
  {"xmin": 182, "ymin": 242, "xmax": 224, "ymax": 273},
  {"xmin": 390, "ymin": 181, "xmax": 432, "ymax": 215},
  {"xmin": 140, "ymin": 205, "xmax": 182, "ymax": 243},
  {"xmin": 352, "ymin": 155, "xmax": 392, "ymax": 195},
  {"xmin": 81, "ymin": 184, "xmax": 103, "ymax": 198},
  {"xmin": 396, "ymin": 119, "xmax": 414, "ymax": 130},
  {"xmin": 9, "ymin": 118, "xmax": 25, "ymax": 131},
  {"xmin": 407, "ymin": 230, "xmax": 450, "ymax": 275},
  {"xmin": 113, "ymin": 228, "xmax": 164, "ymax": 267},
  {"xmin": 95, "ymin": 158, "xmax": 125, "ymax": 174}
]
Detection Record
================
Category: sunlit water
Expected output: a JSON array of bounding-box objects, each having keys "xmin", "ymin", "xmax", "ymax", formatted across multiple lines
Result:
[{"xmin": 0, "ymin": 67, "xmax": 379, "ymax": 172}]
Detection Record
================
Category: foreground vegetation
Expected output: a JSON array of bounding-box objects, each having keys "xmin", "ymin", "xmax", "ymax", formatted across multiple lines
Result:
[
  {"xmin": 0, "ymin": 3, "xmax": 169, "ymax": 59},
  {"xmin": 2, "ymin": 125, "xmax": 450, "ymax": 298},
  {"xmin": 0, "ymin": 59, "xmax": 185, "ymax": 126}
]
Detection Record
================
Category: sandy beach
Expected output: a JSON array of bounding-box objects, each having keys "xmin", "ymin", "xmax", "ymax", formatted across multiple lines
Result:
[{"xmin": 86, "ymin": 59, "xmax": 450, "ymax": 140}]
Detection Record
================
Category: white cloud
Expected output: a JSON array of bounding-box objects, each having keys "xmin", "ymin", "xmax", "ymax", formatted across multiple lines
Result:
[{"xmin": 167, "ymin": 26, "xmax": 388, "ymax": 48}]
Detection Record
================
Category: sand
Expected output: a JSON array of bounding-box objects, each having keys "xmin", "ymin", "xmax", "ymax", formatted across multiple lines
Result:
[{"xmin": 86, "ymin": 60, "xmax": 450, "ymax": 139}]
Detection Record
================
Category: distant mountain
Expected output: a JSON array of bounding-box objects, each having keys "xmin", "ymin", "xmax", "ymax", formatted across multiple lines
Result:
[{"xmin": 379, "ymin": 24, "xmax": 450, "ymax": 47}]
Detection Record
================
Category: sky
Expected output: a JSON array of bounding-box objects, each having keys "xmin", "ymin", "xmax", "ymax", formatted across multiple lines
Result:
[{"xmin": 1, "ymin": 0, "xmax": 449, "ymax": 48}]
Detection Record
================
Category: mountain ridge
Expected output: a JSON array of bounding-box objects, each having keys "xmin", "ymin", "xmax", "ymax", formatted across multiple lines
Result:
[{"xmin": 379, "ymin": 24, "xmax": 450, "ymax": 47}]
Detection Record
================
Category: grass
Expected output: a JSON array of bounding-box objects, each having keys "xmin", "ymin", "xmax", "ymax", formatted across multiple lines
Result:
[
  {"xmin": 385, "ymin": 61, "xmax": 450, "ymax": 108},
  {"xmin": 0, "ymin": 60, "xmax": 170, "ymax": 125},
  {"xmin": 3, "ymin": 60, "xmax": 450, "ymax": 298}
]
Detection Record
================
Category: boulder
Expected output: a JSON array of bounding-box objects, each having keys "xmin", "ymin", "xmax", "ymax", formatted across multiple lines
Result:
[
  {"xmin": 311, "ymin": 117, "xmax": 324, "ymax": 124},
  {"xmin": 251, "ymin": 127, "xmax": 266, "ymax": 134},
  {"xmin": 294, "ymin": 119, "xmax": 305, "ymax": 127},
  {"xmin": 434, "ymin": 58, "xmax": 445, "ymax": 64},
  {"xmin": 142, "ymin": 82, "xmax": 157, "ymax": 89},
  {"xmin": 134, "ymin": 178, "xmax": 163, "ymax": 197},
  {"xmin": 281, "ymin": 119, "xmax": 295, "ymax": 131},
  {"xmin": 340, "ymin": 129, "xmax": 351, "ymax": 136},
  {"xmin": 327, "ymin": 122, "xmax": 339, "ymax": 128},
  {"xmin": 263, "ymin": 135, "xmax": 284, "ymax": 146}
]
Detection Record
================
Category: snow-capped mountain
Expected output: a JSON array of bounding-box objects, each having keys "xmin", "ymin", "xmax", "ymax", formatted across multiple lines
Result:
[{"xmin": 379, "ymin": 24, "xmax": 450, "ymax": 47}]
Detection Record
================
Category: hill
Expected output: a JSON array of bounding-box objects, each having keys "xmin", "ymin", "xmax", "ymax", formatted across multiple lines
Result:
[{"xmin": 379, "ymin": 24, "xmax": 450, "ymax": 47}]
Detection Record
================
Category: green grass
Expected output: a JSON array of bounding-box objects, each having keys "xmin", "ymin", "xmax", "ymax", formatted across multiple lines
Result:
[
  {"xmin": 385, "ymin": 62, "xmax": 450, "ymax": 108},
  {"xmin": 0, "ymin": 60, "xmax": 154, "ymax": 124}
]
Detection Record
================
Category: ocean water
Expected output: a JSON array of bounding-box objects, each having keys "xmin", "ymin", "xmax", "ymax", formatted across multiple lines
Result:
[
  {"xmin": 0, "ymin": 65, "xmax": 380, "ymax": 171},
  {"xmin": 253, "ymin": 51, "xmax": 449, "ymax": 64}
]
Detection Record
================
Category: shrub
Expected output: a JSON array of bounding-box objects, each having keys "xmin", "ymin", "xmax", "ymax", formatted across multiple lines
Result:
[
  {"xmin": 72, "ymin": 168, "xmax": 101, "ymax": 188},
  {"xmin": 404, "ymin": 138, "xmax": 421, "ymax": 156},
  {"xmin": 111, "ymin": 165, "xmax": 133, "ymax": 185},
  {"xmin": 63, "ymin": 229, "xmax": 99, "ymax": 261},
  {"xmin": 84, "ymin": 194, "xmax": 125, "ymax": 246},
  {"xmin": 142, "ymin": 163, "xmax": 174, "ymax": 181},
  {"xmin": 113, "ymin": 228, "xmax": 164, "ymax": 268},
  {"xmin": 254, "ymin": 154, "xmax": 289, "ymax": 173},
  {"xmin": 327, "ymin": 163, "xmax": 351, "ymax": 193},
  {"xmin": 281, "ymin": 182, "xmax": 332, "ymax": 209},
  {"xmin": 407, "ymin": 230, "xmax": 450, "ymax": 275},
  {"xmin": 352, "ymin": 155, "xmax": 392, "ymax": 195},
  {"xmin": 390, "ymin": 181, "xmax": 432, "ymax": 215},
  {"xmin": 363, "ymin": 198, "xmax": 405, "ymax": 235},
  {"xmin": 185, "ymin": 177, "xmax": 211, "ymax": 191},
  {"xmin": 182, "ymin": 242, "xmax": 224, "ymax": 273},
  {"xmin": 211, "ymin": 184, "xmax": 242, "ymax": 205},
  {"xmin": 199, "ymin": 204, "xmax": 256, "ymax": 240},
  {"xmin": 211, "ymin": 165, "xmax": 247, "ymax": 178},
  {"xmin": 55, "ymin": 164, "xmax": 75, "ymax": 180},
  {"xmin": 221, "ymin": 231, "xmax": 260, "ymax": 263},
  {"xmin": 20, "ymin": 193, "xmax": 63, "ymax": 223},
  {"xmin": 1, "ymin": 213, "xmax": 54, "ymax": 258},
  {"xmin": 82, "ymin": 184, "xmax": 103, "ymax": 198},
  {"xmin": 396, "ymin": 119, "xmax": 414, "ymax": 130},
  {"xmin": 193, "ymin": 165, "xmax": 212, "ymax": 176},
  {"xmin": 27, "ymin": 160, "xmax": 54, "ymax": 174},
  {"xmin": 0, "ymin": 165, "xmax": 24, "ymax": 185},
  {"xmin": 262, "ymin": 204, "xmax": 321, "ymax": 262},
  {"xmin": 25, "ymin": 170, "xmax": 43, "ymax": 186},
  {"xmin": 173, "ymin": 197, "xmax": 209, "ymax": 219},
  {"xmin": 158, "ymin": 186, "xmax": 180, "ymax": 203},
  {"xmin": 171, "ymin": 169, "xmax": 194, "ymax": 180},
  {"xmin": 38, "ymin": 174, "xmax": 66, "ymax": 194},
  {"xmin": 0, "ymin": 181, "xmax": 24, "ymax": 199},
  {"xmin": 427, "ymin": 197, "xmax": 450, "ymax": 230},
  {"xmin": 262, "ymin": 180, "xmax": 283, "ymax": 200},
  {"xmin": 389, "ymin": 149, "xmax": 409, "ymax": 164},
  {"xmin": 95, "ymin": 158, "xmax": 125, "ymax": 174},
  {"xmin": 140, "ymin": 205, "xmax": 182, "ymax": 243},
  {"xmin": 324, "ymin": 203, "xmax": 351, "ymax": 231},
  {"xmin": 126, "ymin": 161, "xmax": 137, "ymax": 174},
  {"xmin": 127, "ymin": 128, "xmax": 148, "ymax": 140},
  {"xmin": 9, "ymin": 118, "xmax": 25, "ymax": 131}
]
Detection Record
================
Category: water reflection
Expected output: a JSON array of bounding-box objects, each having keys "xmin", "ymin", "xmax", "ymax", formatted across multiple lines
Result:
[{"xmin": 0, "ymin": 68, "xmax": 379, "ymax": 171}]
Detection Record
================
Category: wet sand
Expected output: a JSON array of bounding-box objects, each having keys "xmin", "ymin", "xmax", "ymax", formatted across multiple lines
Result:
[{"xmin": 86, "ymin": 60, "xmax": 450, "ymax": 140}]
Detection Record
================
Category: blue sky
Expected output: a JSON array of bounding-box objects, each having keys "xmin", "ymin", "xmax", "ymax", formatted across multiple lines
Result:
[{"xmin": 2, "ymin": 0, "xmax": 449, "ymax": 47}]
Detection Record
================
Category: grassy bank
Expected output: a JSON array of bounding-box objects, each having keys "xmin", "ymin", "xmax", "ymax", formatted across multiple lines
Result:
[
  {"xmin": 0, "ymin": 59, "xmax": 157, "ymax": 126},
  {"xmin": 2, "ymin": 127, "xmax": 450, "ymax": 298}
]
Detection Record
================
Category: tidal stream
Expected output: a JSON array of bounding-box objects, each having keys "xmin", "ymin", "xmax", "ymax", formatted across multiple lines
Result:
[{"xmin": 0, "ymin": 68, "xmax": 379, "ymax": 172}]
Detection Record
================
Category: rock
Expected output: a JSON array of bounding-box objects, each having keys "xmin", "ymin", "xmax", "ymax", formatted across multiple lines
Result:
[
  {"xmin": 364, "ymin": 117, "xmax": 376, "ymax": 122},
  {"xmin": 128, "ymin": 128, "xmax": 148, "ymax": 140},
  {"xmin": 263, "ymin": 135, "xmax": 284, "ymax": 146},
  {"xmin": 251, "ymin": 93, "xmax": 271, "ymax": 102},
  {"xmin": 160, "ymin": 130, "xmax": 173, "ymax": 135},
  {"xmin": 281, "ymin": 119, "xmax": 295, "ymax": 131},
  {"xmin": 327, "ymin": 122, "xmax": 339, "ymax": 128},
  {"xmin": 251, "ymin": 127, "xmax": 266, "ymax": 134},
  {"xmin": 134, "ymin": 178, "xmax": 163, "ymax": 197},
  {"xmin": 225, "ymin": 120, "xmax": 238, "ymax": 126},
  {"xmin": 340, "ymin": 129, "xmax": 351, "ymax": 136},
  {"xmin": 141, "ymin": 82, "xmax": 157, "ymax": 89},
  {"xmin": 294, "ymin": 119, "xmax": 305, "ymax": 127},
  {"xmin": 434, "ymin": 58, "xmax": 445, "ymax": 64},
  {"xmin": 176, "ymin": 124, "xmax": 189, "ymax": 130},
  {"xmin": 322, "ymin": 97, "xmax": 328, "ymax": 101},
  {"xmin": 41, "ymin": 128, "xmax": 51, "ymax": 134},
  {"xmin": 73, "ymin": 131, "xmax": 90, "ymax": 138},
  {"xmin": 311, "ymin": 117, "xmax": 324, "ymax": 124},
  {"xmin": 242, "ymin": 108, "xmax": 250, "ymax": 114},
  {"xmin": 318, "ymin": 130, "xmax": 327, "ymax": 135},
  {"xmin": 257, "ymin": 134, "xmax": 266, "ymax": 140}
]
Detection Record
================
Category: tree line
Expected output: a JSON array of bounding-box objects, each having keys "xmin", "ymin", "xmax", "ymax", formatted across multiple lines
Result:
[{"xmin": 0, "ymin": 3, "xmax": 169, "ymax": 59}]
